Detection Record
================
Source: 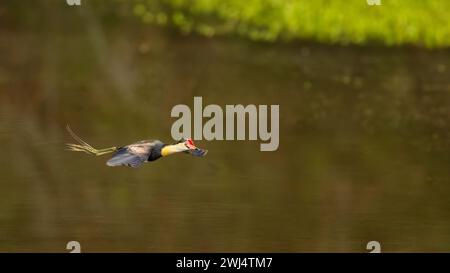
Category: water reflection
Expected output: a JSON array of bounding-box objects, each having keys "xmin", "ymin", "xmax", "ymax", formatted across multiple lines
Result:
[{"xmin": 0, "ymin": 2, "xmax": 449, "ymax": 252}]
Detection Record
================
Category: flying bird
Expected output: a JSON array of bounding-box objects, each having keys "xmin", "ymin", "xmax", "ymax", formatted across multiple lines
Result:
[{"xmin": 65, "ymin": 125, "xmax": 207, "ymax": 168}]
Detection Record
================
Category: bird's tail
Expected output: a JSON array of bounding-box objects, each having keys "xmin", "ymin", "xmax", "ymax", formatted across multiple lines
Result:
[{"xmin": 66, "ymin": 125, "xmax": 117, "ymax": 156}]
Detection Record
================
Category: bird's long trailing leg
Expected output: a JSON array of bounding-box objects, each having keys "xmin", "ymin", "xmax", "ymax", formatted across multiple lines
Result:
[{"xmin": 66, "ymin": 125, "xmax": 117, "ymax": 156}]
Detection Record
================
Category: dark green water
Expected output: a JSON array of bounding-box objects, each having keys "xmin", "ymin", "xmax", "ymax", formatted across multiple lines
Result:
[{"xmin": 0, "ymin": 2, "xmax": 449, "ymax": 252}]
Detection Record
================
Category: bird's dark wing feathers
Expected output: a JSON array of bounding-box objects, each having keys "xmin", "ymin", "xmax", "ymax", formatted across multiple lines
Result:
[
  {"xmin": 106, "ymin": 147, "xmax": 148, "ymax": 168},
  {"xmin": 106, "ymin": 141, "xmax": 163, "ymax": 168}
]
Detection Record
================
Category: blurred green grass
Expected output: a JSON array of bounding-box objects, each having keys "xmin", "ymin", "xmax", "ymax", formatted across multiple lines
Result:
[{"xmin": 130, "ymin": 0, "xmax": 450, "ymax": 48}]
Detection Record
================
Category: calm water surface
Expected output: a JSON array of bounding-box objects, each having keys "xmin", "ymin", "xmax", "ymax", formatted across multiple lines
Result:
[{"xmin": 0, "ymin": 3, "xmax": 449, "ymax": 252}]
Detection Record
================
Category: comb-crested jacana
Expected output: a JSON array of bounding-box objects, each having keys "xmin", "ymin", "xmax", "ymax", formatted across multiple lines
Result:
[{"xmin": 66, "ymin": 126, "xmax": 207, "ymax": 168}]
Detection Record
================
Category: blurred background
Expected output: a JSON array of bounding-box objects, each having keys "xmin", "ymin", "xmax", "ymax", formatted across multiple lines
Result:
[{"xmin": 0, "ymin": 0, "xmax": 449, "ymax": 252}]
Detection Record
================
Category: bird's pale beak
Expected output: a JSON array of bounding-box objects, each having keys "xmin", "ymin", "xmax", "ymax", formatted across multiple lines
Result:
[{"xmin": 189, "ymin": 147, "xmax": 208, "ymax": 157}]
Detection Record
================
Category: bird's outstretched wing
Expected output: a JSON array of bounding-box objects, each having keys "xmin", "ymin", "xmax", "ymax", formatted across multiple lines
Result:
[{"xmin": 106, "ymin": 147, "xmax": 148, "ymax": 168}]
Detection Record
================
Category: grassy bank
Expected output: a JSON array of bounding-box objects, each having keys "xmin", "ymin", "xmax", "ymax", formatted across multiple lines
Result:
[{"xmin": 131, "ymin": 0, "xmax": 450, "ymax": 48}]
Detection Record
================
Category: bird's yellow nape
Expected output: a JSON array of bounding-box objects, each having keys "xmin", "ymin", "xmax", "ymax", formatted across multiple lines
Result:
[{"xmin": 161, "ymin": 143, "xmax": 186, "ymax": 157}]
